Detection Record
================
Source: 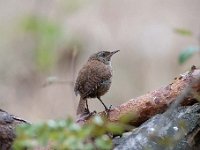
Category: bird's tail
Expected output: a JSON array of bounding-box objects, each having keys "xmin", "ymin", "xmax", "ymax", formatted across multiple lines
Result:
[{"xmin": 76, "ymin": 97, "xmax": 86, "ymax": 115}]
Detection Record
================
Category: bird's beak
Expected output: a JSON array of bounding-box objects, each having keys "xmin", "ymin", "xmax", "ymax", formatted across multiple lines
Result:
[{"xmin": 110, "ymin": 50, "xmax": 120, "ymax": 56}]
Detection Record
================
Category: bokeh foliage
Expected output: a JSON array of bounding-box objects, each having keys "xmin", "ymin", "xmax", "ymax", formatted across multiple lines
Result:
[
  {"xmin": 13, "ymin": 116, "xmax": 128, "ymax": 150},
  {"xmin": 174, "ymin": 28, "xmax": 200, "ymax": 64},
  {"xmin": 21, "ymin": 15, "xmax": 62, "ymax": 72},
  {"xmin": 178, "ymin": 47, "xmax": 199, "ymax": 64}
]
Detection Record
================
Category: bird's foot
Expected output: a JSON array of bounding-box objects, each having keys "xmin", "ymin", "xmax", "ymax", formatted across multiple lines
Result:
[
  {"xmin": 105, "ymin": 105, "xmax": 112, "ymax": 116},
  {"xmin": 84, "ymin": 108, "xmax": 90, "ymax": 114},
  {"xmin": 85, "ymin": 110, "xmax": 96, "ymax": 118},
  {"xmin": 76, "ymin": 110, "xmax": 96, "ymax": 123}
]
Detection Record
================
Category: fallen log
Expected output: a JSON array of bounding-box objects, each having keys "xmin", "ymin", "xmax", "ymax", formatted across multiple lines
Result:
[{"xmin": 77, "ymin": 66, "xmax": 200, "ymax": 126}]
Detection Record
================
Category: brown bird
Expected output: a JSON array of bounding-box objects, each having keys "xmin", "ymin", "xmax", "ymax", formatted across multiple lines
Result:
[{"xmin": 74, "ymin": 50, "xmax": 119, "ymax": 115}]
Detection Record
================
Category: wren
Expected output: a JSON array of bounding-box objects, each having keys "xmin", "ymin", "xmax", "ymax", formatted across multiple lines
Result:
[{"xmin": 74, "ymin": 50, "xmax": 119, "ymax": 115}]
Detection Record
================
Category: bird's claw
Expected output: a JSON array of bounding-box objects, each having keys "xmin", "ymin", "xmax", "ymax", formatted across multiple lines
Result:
[
  {"xmin": 76, "ymin": 110, "xmax": 96, "ymax": 123},
  {"xmin": 84, "ymin": 108, "xmax": 90, "ymax": 114},
  {"xmin": 105, "ymin": 105, "xmax": 112, "ymax": 116}
]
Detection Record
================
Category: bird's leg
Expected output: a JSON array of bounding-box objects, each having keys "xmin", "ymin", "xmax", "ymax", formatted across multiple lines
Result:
[
  {"xmin": 85, "ymin": 99, "xmax": 90, "ymax": 113},
  {"xmin": 97, "ymin": 96, "xmax": 111, "ymax": 113},
  {"xmin": 84, "ymin": 99, "xmax": 96, "ymax": 116}
]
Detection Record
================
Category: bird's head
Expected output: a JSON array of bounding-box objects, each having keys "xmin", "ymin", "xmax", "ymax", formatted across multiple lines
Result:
[{"xmin": 88, "ymin": 50, "xmax": 120, "ymax": 65}]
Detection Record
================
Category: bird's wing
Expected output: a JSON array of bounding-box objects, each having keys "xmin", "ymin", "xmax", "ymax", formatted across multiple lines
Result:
[{"xmin": 74, "ymin": 60, "xmax": 112, "ymax": 98}]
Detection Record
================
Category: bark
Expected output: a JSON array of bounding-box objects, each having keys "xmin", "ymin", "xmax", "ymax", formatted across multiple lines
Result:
[
  {"xmin": 0, "ymin": 109, "xmax": 29, "ymax": 150},
  {"xmin": 77, "ymin": 66, "xmax": 200, "ymax": 126}
]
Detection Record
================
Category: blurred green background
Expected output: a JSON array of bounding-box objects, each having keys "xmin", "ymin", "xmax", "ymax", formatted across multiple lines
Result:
[{"xmin": 0, "ymin": 0, "xmax": 199, "ymax": 122}]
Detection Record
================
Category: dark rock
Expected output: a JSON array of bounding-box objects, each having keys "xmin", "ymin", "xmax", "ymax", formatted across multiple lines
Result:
[{"xmin": 113, "ymin": 104, "xmax": 200, "ymax": 150}]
